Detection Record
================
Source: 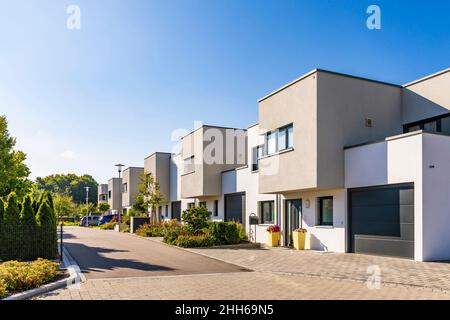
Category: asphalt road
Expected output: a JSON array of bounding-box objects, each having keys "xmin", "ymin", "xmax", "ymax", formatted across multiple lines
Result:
[{"xmin": 62, "ymin": 226, "xmax": 248, "ymax": 279}]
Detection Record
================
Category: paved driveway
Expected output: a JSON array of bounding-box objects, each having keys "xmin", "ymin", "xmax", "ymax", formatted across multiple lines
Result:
[{"xmin": 62, "ymin": 227, "xmax": 247, "ymax": 279}]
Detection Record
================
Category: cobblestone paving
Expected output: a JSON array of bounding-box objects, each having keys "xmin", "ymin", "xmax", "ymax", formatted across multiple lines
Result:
[
  {"xmin": 37, "ymin": 271, "xmax": 450, "ymax": 300},
  {"xmin": 187, "ymin": 246, "xmax": 450, "ymax": 292}
]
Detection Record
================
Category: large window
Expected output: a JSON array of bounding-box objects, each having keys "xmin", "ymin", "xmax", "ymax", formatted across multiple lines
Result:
[
  {"xmin": 260, "ymin": 201, "xmax": 275, "ymax": 224},
  {"xmin": 184, "ymin": 156, "xmax": 195, "ymax": 174},
  {"xmin": 318, "ymin": 197, "xmax": 333, "ymax": 226},
  {"xmin": 260, "ymin": 124, "xmax": 294, "ymax": 157},
  {"xmin": 252, "ymin": 146, "xmax": 263, "ymax": 171},
  {"xmin": 404, "ymin": 113, "xmax": 450, "ymax": 135}
]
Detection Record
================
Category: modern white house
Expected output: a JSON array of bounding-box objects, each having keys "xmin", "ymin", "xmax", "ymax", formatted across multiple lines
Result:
[{"xmin": 99, "ymin": 67, "xmax": 450, "ymax": 262}]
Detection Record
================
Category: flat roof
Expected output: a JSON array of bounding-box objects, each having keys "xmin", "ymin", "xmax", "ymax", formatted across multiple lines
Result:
[
  {"xmin": 180, "ymin": 124, "xmax": 247, "ymax": 140},
  {"xmin": 258, "ymin": 68, "xmax": 402, "ymax": 103},
  {"xmin": 403, "ymin": 67, "xmax": 450, "ymax": 87},
  {"xmin": 144, "ymin": 151, "xmax": 172, "ymax": 160}
]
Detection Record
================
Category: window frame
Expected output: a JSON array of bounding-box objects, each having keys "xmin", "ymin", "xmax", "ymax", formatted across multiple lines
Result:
[
  {"xmin": 213, "ymin": 200, "xmax": 219, "ymax": 217},
  {"xmin": 318, "ymin": 196, "xmax": 333, "ymax": 226},
  {"xmin": 198, "ymin": 201, "xmax": 207, "ymax": 208},
  {"xmin": 259, "ymin": 200, "xmax": 275, "ymax": 225}
]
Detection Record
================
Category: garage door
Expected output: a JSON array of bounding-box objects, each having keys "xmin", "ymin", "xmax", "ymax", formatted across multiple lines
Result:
[
  {"xmin": 349, "ymin": 183, "xmax": 414, "ymax": 259},
  {"xmin": 224, "ymin": 192, "xmax": 246, "ymax": 224}
]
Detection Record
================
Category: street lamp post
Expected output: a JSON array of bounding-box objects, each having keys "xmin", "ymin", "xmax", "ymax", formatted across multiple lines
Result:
[
  {"xmin": 85, "ymin": 186, "xmax": 90, "ymax": 227},
  {"xmin": 115, "ymin": 163, "xmax": 125, "ymax": 230}
]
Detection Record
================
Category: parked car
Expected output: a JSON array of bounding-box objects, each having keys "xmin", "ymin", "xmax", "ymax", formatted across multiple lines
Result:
[
  {"xmin": 80, "ymin": 215, "xmax": 100, "ymax": 227},
  {"xmin": 98, "ymin": 214, "xmax": 122, "ymax": 226}
]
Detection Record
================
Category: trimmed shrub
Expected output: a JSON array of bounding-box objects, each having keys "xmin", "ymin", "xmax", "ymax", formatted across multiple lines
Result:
[
  {"xmin": 0, "ymin": 259, "xmax": 59, "ymax": 298},
  {"xmin": 136, "ymin": 220, "xmax": 180, "ymax": 237},
  {"xmin": 4, "ymin": 192, "xmax": 20, "ymax": 225},
  {"xmin": 174, "ymin": 233, "xmax": 215, "ymax": 248},
  {"xmin": 0, "ymin": 198, "xmax": 4, "ymax": 226},
  {"xmin": 207, "ymin": 221, "xmax": 247, "ymax": 245},
  {"xmin": 99, "ymin": 222, "xmax": 116, "ymax": 230},
  {"xmin": 20, "ymin": 195, "xmax": 36, "ymax": 225},
  {"xmin": 182, "ymin": 206, "xmax": 211, "ymax": 233},
  {"xmin": 36, "ymin": 200, "xmax": 54, "ymax": 226}
]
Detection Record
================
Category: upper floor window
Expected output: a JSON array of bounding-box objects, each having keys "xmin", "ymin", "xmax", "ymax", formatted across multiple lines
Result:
[
  {"xmin": 123, "ymin": 183, "xmax": 128, "ymax": 193},
  {"xmin": 108, "ymin": 190, "xmax": 111, "ymax": 199},
  {"xmin": 252, "ymin": 146, "xmax": 263, "ymax": 171},
  {"xmin": 260, "ymin": 124, "xmax": 294, "ymax": 157},
  {"xmin": 404, "ymin": 113, "xmax": 450, "ymax": 135},
  {"xmin": 184, "ymin": 156, "xmax": 195, "ymax": 174}
]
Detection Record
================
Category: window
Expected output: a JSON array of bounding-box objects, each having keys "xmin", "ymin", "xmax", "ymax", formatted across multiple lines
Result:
[
  {"xmin": 99, "ymin": 195, "xmax": 107, "ymax": 201},
  {"xmin": 188, "ymin": 202, "xmax": 195, "ymax": 209},
  {"xmin": 404, "ymin": 113, "xmax": 450, "ymax": 135},
  {"xmin": 122, "ymin": 183, "xmax": 128, "ymax": 193},
  {"xmin": 318, "ymin": 197, "xmax": 333, "ymax": 226},
  {"xmin": 108, "ymin": 191, "xmax": 111, "ymax": 199},
  {"xmin": 199, "ymin": 201, "xmax": 207, "ymax": 208},
  {"xmin": 252, "ymin": 146, "xmax": 263, "ymax": 171},
  {"xmin": 213, "ymin": 200, "xmax": 219, "ymax": 217},
  {"xmin": 267, "ymin": 131, "xmax": 276, "ymax": 154},
  {"xmin": 184, "ymin": 156, "xmax": 195, "ymax": 174},
  {"xmin": 260, "ymin": 124, "xmax": 294, "ymax": 157},
  {"xmin": 165, "ymin": 205, "xmax": 169, "ymax": 217},
  {"xmin": 259, "ymin": 201, "xmax": 274, "ymax": 224}
]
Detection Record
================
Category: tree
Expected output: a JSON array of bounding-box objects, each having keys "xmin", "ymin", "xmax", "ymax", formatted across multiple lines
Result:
[
  {"xmin": 35, "ymin": 173, "xmax": 98, "ymax": 204},
  {"xmin": 132, "ymin": 194, "xmax": 146, "ymax": 213},
  {"xmin": 4, "ymin": 192, "xmax": 20, "ymax": 225},
  {"xmin": 98, "ymin": 202, "xmax": 110, "ymax": 214},
  {"xmin": 0, "ymin": 198, "xmax": 4, "ymax": 226},
  {"xmin": 0, "ymin": 115, "xmax": 32, "ymax": 197},
  {"xmin": 182, "ymin": 206, "xmax": 212, "ymax": 233},
  {"xmin": 53, "ymin": 194, "xmax": 77, "ymax": 218},
  {"xmin": 20, "ymin": 194, "xmax": 36, "ymax": 225},
  {"xmin": 36, "ymin": 200, "xmax": 54, "ymax": 226},
  {"xmin": 137, "ymin": 173, "xmax": 164, "ymax": 223}
]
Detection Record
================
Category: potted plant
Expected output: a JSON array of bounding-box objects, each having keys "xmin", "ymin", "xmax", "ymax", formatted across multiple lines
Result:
[
  {"xmin": 266, "ymin": 225, "xmax": 281, "ymax": 247},
  {"xmin": 292, "ymin": 228, "xmax": 307, "ymax": 250}
]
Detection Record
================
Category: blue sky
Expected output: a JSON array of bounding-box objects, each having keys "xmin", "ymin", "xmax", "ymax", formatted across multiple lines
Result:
[{"xmin": 0, "ymin": 0, "xmax": 449, "ymax": 183}]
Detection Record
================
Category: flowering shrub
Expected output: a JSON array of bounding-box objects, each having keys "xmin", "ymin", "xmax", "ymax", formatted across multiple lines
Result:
[
  {"xmin": 0, "ymin": 259, "xmax": 59, "ymax": 298},
  {"xmin": 136, "ymin": 220, "xmax": 180, "ymax": 237},
  {"xmin": 266, "ymin": 225, "xmax": 281, "ymax": 233}
]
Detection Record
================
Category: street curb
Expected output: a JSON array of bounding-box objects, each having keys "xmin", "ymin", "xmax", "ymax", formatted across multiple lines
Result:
[{"xmin": 2, "ymin": 247, "xmax": 84, "ymax": 301}]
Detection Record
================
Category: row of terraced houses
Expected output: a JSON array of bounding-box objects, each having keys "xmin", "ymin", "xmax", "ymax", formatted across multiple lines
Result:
[{"xmin": 99, "ymin": 67, "xmax": 450, "ymax": 262}]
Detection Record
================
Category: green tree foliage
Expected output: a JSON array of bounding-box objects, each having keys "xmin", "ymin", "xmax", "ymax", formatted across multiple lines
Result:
[
  {"xmin": 36, "ymin": 200, "xmax": 54, "ymax": 226},
  {"xmin": 35, "ymin": 174, "xmax": 98, "ymax": 204},
  {"xmin": 132, "ymin": 194, "xmax": 146, "ymax": 213},
  {"xmin": 4, "ymin": 192, "xmax": 20, "ymax": 225},
  {"xmin": 181, "ymin": 206, "xmax": 212, "ymax": 234},
  {"xmin": 98, "ymin": 202, "xmax": 110, "ymax": 214},
  {"xmin": 20, "ymin": 194, "xmax": 36, "ymax": 225},
  {"xmin": 0, "ymin": 116, "xmax": 32, "ymax": 197},
  {"xmin": 137, "ymin": 173, "xmax": 164, "ymax": 223},
  {"xmin": 53, "ymin": 193, "xmax": 77, "ymax": 218},
  {"xmin": 0, "ymin": 198, "xmax": 4, "ymax": 226}
]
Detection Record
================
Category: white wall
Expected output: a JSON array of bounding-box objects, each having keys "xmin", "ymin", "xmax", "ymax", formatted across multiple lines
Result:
[
  {"xmin": 421, "ymin": 133, "xmax": 450, "ymax": 261},
  {"xmin": 282, "ymin": 189, "xmax": 346, "ymax": 253},
  {"xmin": 345, "ymin": 132, "xmax": 426, "ymax": 260}
]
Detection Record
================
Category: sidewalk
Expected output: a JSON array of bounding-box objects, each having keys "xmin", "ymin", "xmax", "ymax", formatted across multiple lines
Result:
[{"xmin": 187, "ymin": 246, "xmax": 450, "ymax": 292}]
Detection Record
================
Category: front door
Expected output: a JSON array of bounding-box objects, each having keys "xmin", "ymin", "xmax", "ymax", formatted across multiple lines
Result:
[{"xmin": 284, "ymin": 199, "xmax": 302, "ymax": 246}]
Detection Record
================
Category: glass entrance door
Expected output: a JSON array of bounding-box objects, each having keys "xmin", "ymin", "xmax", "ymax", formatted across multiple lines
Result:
[{"xmin": 285, "ymin": 199, "xmax": 302, "ymax": 246}]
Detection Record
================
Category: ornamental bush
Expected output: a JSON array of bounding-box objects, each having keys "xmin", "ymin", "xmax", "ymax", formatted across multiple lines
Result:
[
  {"xmin": 20, "ymin": 195, "xmax": 36, "ymax": 225},
  {"xmin": 0, "ymin": 259, "xmax": 59, "ymax": 299},
  {"xmin": 207, "ymin": 221, "xmax": 247, "ymax": 245},
  {"xmin": 137, "ymin": 220, "xmax": 180, "ymax": 237},
  {"xmin": 4, "ymin": 192, "xmax": 20, "ymax": 225},
  {"xmin": 181, "ymin": 206, "xmax": 211, "ymax": 233},
  {"xmin": 174, "ymin": 233, "xmax": 215, "ymax": 248}
]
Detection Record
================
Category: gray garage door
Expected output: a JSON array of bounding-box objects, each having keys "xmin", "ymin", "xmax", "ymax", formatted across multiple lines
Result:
[
  {"xmin": 224, "ymin": 192, "xmax": 246, "ymax": 224},
  {"xmin": 349, "ymin": 183, "xmax": 414, "ymax": 259}
]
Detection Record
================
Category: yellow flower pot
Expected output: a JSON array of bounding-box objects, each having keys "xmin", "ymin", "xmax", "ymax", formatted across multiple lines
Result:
[
  {"xmin": 293, "ymin": 231, "xmax": 306, "ymax": 250},
  {"xmin": 267, "ymin": 232, "xmax": 280, "ymax": 247}
]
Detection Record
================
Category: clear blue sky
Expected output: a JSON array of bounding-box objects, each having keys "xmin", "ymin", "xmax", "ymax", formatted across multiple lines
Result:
[{"xmin": 1, "ymin": 0, "xmax": 449, "ymax": 183}]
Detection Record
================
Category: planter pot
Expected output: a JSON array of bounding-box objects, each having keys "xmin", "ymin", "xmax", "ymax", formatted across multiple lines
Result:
[
  {"xmin": 267, "ymin": 232, "xmax": 280, "ymax": 247},
  {"xmin": 293, "ymin": 231, "xmax": 306, "ymax": 250}
]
